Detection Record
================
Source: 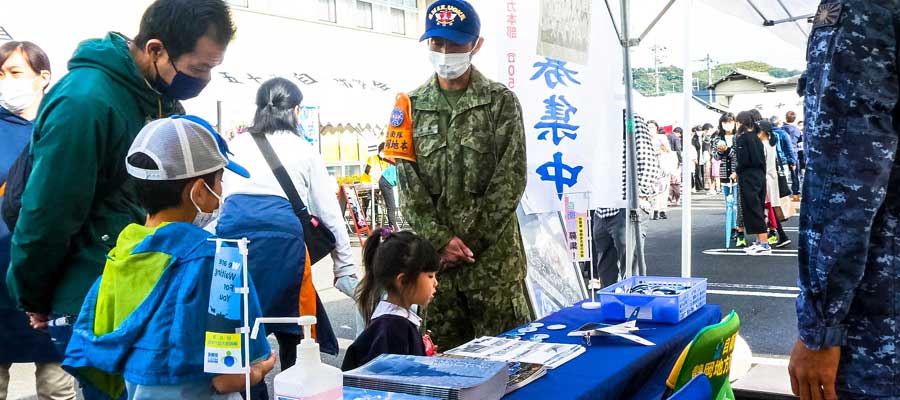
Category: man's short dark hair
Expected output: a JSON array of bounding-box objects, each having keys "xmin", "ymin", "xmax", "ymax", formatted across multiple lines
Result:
[
  {"xmin": 786, "ymin": 111, "xmax": 797, "ymax": 123},
  {"xmin": 702, "ymin": 123, "xmax": 715, "ymax": 130},
  {"xmin": 127, "ymin": 152, "xmax": 219, "ymax": 215},
  {"xmin": 134, "ymin": 0, "xmax": 236, "ymax": 60}
]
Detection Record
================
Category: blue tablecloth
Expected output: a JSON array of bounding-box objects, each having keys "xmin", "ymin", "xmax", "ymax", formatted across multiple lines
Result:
[{"xmin": 503, "ymin": 303, "xmax": 722, "ymax": 400}]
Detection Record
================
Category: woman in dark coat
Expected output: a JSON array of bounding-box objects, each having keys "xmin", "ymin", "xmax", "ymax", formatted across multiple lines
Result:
[
  {"xmin": 733, "ymin": 111, "xmax": 771, "ymax": 255},
  {"xmin": 0, "ymin": 41, "xmax": 75, "ymax": 398}
]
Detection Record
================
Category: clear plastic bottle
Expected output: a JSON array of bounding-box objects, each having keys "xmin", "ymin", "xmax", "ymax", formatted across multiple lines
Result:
[{"xmin": 271, "ymin": 316, "xmax": 343, "ymax": 400}]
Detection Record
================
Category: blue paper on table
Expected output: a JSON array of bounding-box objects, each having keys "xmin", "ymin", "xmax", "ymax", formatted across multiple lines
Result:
[
  {"xmin": 343, "ymin": 354, "xmax": 508, "ymax": 400},
  {"xmin": 343, "ymin": 386, "xmax": 439, "ymax": 400}
]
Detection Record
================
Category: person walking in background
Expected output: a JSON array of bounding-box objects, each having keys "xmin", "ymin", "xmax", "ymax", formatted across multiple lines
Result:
[
  {"xmin": 701, "ymin": 123, "xmax": 714, "ymax": 192},
  {"xmin": 690, "ymin": 126, "xmax": 705, "ymax": 192},
  {"xmin": 653, "ymin": 126, "xmax": 678, "ymax": 220},
  {"xmin": 0, "ymin": 40, "xmax": 76, "ymax": 400},
  {"xmin": 783, "ymin": 111, "xmax": 803, "ymax": 200},
  {"xmin": 758, "ymin": 120, "xmax": 791, "ymax": 249},
  {"xmin": 734, "ymin": 111, "xmax": 770, "ymax": 255},
  {"xmin": 714, "ymin": 113, "xmax": 743, "ymax": 245}
]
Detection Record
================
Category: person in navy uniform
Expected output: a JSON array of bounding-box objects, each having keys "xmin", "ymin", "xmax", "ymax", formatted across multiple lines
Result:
[{"xmin": 789, "ymin": 2, "xmax": 900, "ymax": 399}]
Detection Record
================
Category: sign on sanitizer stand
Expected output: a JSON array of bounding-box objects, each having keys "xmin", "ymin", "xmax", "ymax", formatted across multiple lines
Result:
[{"xmin": 204, "ymin": 238, "xmax": 254, "ymax": 399}]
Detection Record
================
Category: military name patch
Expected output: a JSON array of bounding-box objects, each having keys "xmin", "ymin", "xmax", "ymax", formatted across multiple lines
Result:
[
  {"xmin": 813, "ymin": 2, "xmax": 842, "ymax": 29},
  {"xmin": 390, "ymin": 107, "xmax": 404, "ymax": 127}
]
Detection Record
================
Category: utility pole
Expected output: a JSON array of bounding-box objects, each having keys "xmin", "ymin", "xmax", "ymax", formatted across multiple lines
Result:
[
  {"xmin": 651, "ymin": 45, "xmax": 667, "ymax": 96},
  {"xmin": 696, "ymin": 53, "xmax": 714, "ymax": 103}
]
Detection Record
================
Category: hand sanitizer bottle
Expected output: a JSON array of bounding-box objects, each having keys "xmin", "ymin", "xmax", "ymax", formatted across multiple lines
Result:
[{"xmin": 272, "ymin": 316, "xmax": 343, "ymax": 399}]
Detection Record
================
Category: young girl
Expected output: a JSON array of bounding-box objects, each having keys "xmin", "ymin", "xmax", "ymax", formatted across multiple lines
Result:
[{"xmin": 341, "ymin": 229, "xmax": 440, "ymax": 371}]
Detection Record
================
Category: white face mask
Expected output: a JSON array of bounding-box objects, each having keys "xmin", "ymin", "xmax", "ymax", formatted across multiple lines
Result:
[
  {"xmin": 721, "ymin": 123, "xmax": 735, "ymax": 132},
  {"xmin": 0, "ymin": 77, "xmax": 38, "ymax": 115},
  {"xmin": 429, "ymin": 50, "xmax": 472, "ymax": 80},
  {"xmin": 190, "ymin": 181, "xmax": 222, "ymax": 228}
]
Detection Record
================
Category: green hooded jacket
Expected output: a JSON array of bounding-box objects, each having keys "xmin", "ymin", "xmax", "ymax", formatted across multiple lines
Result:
[{"xmin": 7, "ymin": 32, "xmax": 181, "ymax": 315}]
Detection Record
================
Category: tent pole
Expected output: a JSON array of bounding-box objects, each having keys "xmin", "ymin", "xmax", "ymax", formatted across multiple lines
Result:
[
  {"xmin": 681, "ymin": 0, "xmax": 693, "ymax": 277},
  {"xmin": 619, "ymin": 0, "xmax": 643, "ymax": 277}
]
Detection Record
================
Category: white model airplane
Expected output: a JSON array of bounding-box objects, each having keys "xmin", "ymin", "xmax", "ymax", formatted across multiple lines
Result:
[{"xmin": 566, "ymin": 308, "xmax": 656, "ymax": 346}]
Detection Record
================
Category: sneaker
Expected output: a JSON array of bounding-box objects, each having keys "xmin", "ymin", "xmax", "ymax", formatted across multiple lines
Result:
[
  {"xmin": 775, "ymin": 236, "xmax": 792, "ymax": 248},
  {"xmin": 735, "ymin": 233, "xmax": 748, "ymax": 248},
  {"xmin": 767, "ymin": 230, "xmax": 779, "ymax": 245},
  {"xmin": 660, "ymin": 212, "xmax": 668, "ymax": 220},
  {"xmin": 746, "ymin": 243, "xmax": 773, "ymax": 256}
]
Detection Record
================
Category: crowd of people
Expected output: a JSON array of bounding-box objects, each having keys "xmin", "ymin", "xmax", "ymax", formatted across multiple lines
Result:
[
  {"xmin": 636, "ymin": 109, "xmax": 805, "ymax": 255},
  {"xmin": 1, "ymin": 0, "xmax": 896, "ymax": 399},
  {"xmin": 0, "ymin": 1, "xmax": 528, "ymax": 399}
]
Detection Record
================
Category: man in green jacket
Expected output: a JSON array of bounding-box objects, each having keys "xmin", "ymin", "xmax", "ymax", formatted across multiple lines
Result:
[
  {"xmin": 398, "ymin": 0, "xmax": 531, "ymax": 350},
  {"xmin": 6, "ymin": 0, "xmax": 235, "ymax": 361}
]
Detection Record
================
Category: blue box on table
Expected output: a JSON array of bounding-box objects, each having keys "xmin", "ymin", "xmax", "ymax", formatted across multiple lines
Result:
[{"xmin": 597, "ymin": 276, "xmax": 707, "ymax": 324}]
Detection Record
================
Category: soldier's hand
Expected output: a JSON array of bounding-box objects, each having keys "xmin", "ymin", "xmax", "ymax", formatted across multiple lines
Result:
[
  {"xmin": 442, "ymin": 237, "xmax": 475, "ymax": 265},
  {"xmin": 788, "ymin": 339, "xmax": 840, "ymax": 400}
]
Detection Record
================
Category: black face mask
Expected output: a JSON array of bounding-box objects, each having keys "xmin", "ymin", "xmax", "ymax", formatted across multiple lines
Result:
[{"xmin": 151, "ymin": 56, "xmax": 209, "ymax": 100}]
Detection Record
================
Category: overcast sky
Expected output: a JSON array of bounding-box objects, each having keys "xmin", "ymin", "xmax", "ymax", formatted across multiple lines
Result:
[{"xmin": 628, "ymin": 1, "xmax": 808, "ymax": 71}]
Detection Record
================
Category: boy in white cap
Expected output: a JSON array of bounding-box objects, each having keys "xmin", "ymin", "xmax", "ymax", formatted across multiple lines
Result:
[{"xmin": 62, "ymin": 115, "xmax": 275, "ymax": 400}]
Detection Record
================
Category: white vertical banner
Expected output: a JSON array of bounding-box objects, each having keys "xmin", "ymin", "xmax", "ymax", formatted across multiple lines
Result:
[{"xmin": 496, "ymin": 0, "xmax": 625, "ymax": 214}]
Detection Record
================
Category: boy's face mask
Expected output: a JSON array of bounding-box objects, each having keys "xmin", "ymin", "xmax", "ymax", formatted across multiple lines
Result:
[{"xmin": 190, "ymin": 181, "xmax": 222, "ymax": 228}]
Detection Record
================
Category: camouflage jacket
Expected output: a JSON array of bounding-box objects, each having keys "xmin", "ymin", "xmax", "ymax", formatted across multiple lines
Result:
[{"xmin": 397, "ymin": 68, "xmax": 527, "ymax": 291}]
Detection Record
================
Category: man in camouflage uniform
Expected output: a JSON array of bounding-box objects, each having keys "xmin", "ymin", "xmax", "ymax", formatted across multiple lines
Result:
[
  {"xmin": 788, "ymin": 2, "xmax": 899, "ymax": 399},
  {"xmin": 397, "ymin": 0, "xmax": 531, "ymax": 350}
]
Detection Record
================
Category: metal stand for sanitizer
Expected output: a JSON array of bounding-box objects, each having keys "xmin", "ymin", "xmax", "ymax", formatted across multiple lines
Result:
[{"xmin": 208, "ymin": 237, "xmax": 253, "ymax": 400}]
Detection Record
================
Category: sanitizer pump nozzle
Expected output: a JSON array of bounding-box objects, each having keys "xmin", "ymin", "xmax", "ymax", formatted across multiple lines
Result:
[{"xmin": 251, "ymin": 316, "xmax": 343, "ymax": 399}]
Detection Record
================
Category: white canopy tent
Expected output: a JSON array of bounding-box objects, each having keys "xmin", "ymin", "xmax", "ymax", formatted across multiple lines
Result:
[{"xmin": 604, "ymin": 0, "xmax": 816, "ymax": 276}]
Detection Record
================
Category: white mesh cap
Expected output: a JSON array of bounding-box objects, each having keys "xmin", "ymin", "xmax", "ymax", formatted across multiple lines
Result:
[{"xmin": 126, "ymin": 115, "xmax": 250, "ymax": 181}]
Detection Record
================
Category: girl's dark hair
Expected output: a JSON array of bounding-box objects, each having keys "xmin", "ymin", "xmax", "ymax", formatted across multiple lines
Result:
[
  {"xmin": 248, "ymin": 77, "xmax": 303, "ymax": 136},
  {"xmin": 356, "ymin": 228, "xmax": 441, "ymax": 324},
  {"xmin": 735, "ymin": 111, "xmax": 758, "ymax": 136},
  {"xmin": 716, "ymin": 112, "xmax": 736, "ymax": 137},
  {"xmin": 127, "ymin": 152, "xmax": 219, "ymax": 215},
  {"xmin": 749, "ymin": 109, "xmax": 764, "ymax": 124},
  {"xmin": 0, "ymin": 41, "xmax": 51, "ymax": 89}
]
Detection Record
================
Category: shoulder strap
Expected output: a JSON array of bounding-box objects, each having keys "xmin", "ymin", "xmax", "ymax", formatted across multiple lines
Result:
[{"xmin": 250, "ymin": 133, "xmax": 310, "ymax": 218}]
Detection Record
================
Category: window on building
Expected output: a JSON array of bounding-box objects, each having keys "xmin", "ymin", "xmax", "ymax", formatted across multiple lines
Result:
[
  {"xmin": 319, "ymin": 0, "xmax": 337, "ymax": 23},
  {"xmin": 390, "ymin": 8, "xmax": 405, "ymax": 35},
  {"xmin": 356, "ymin": 1, "xmax": 373, "ymax": 29}
]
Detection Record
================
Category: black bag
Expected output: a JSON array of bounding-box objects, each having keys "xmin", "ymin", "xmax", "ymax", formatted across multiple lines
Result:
[
  {"xmin": 251, "ymin": 133, "xmax": 336, "ymax": 264},
  {"xmin": 776, "ymin": 157, "xmax": 791, "ymax": 198},
  {"xmin": 1, "ymin": 147, "xmax": 32, "ymax": 231}
]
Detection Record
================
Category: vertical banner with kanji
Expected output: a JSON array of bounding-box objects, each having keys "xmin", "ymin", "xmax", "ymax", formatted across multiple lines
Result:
[{"xmin": 496, "ymin": 0, "xmax": 624, "ymax": 214}]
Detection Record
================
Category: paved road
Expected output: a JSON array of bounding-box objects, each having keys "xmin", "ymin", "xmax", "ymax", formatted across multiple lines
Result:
[{"xmin": 643, "ymin": 192, "xmax": 799, "ymax": 359}]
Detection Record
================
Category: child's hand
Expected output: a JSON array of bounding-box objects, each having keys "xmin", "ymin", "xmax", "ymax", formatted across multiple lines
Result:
[{"xmin": 251, "ymin": 351, "xmax": 277, "ymax": 385}]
